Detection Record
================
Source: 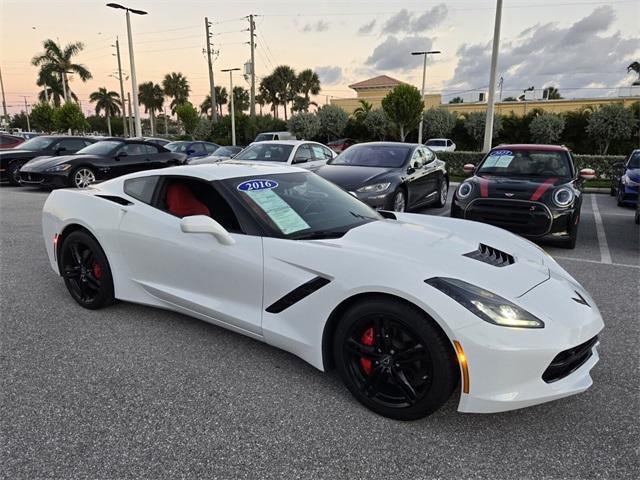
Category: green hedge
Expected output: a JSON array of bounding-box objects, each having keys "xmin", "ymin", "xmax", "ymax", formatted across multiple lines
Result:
[{"xmin": 438, "ymin": 151, "xmax": 626, "ymax": 179}]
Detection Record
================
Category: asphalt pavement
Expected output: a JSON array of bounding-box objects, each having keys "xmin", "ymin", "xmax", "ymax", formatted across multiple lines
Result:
[{"xmin": 1, "ymin": 185, "xmax": 638, "ymax": 479}]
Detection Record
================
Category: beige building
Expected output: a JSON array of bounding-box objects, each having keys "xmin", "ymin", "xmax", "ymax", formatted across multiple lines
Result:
[{"xmin": 331, "ymin": 75, "xmax": 640, "ymax": 117}]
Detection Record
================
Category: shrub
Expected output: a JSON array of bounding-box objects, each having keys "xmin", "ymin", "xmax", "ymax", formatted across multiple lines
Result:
[
  {"xmin": 363, "ymin": 108, "xmax": 390, "ymax": 141},
  {"xmin": 288, "ymin": 111, "xmax": 321, "ymax": 140},
  {"xmin": 422, "ymin": 107, "xmax": 456, "ymax": 140},
  {"xmin": 381, "ymin": 84, "xmax": 423, "ymax": 141},
  {"xmin": 53, "ymin": 101, "xmax": 88, "ymax": 133},
  {"xmin": 317, "ymin": 105, "xmax": 348, "ymax": 142},
  {"xmin": 530, "ymin": 113, "xmax": 566, "ymax": 144}
]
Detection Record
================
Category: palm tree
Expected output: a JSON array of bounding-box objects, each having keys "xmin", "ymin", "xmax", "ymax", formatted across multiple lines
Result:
[
  {"xmin": 259, "ymin": 75, "xmax": 279, "ymax": 118},
  {"xmin": 296, "ymin": 69, "xmax": 320, "ymax": 112},
  {"xmin": 543, "ymin": 86, "xmax": 562, "ymax": 100},
  {"xmin": 37, "ymin": 69, "xmax": 77, "ymax": 106},
  {"xmin": 271, "ymin": 65, "xmax": 297, "ymax": 120},
  {"xmin": 138, "ymin": 81, "xmax": 164, "ymax": 136},
  {"xmin": 255, "ymin": 93, "xmax": 266, "ymax": 115},
  {"xmin": 232, "ymin": 86, "xmax": 250, "ymax": 113},
  {"xmin": 214, "ymin": 86, "xmax": 228, "ymax": 117},
  {"xmin": 32, "ymin": 39, "xmax": 91, "ymax": 102},
  {"xmin": 162, "ymin": 72, "xmax": 190, "ymax": 113},
  {"xmin": 628, "ymin": 61, "xmax": 640, "ymax": 86},
  {"xmin": 352, "ymin": 100, "xmax": 373, "ymax": 122},
  {"xmin": 89, "ymin": 87, "xmax": 121, "ymax": 136}
]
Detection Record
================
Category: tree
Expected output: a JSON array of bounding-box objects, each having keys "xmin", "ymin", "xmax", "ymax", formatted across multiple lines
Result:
[
  {"xmin": 259, "ymin": 75, "xmax": 280, "ymax": 118},
  {"xmin": 193, "ymin": 117, "xmax": 213, "ymax": 141},
  {"xmin": 213, "ymin": 86, "xmax": 228, "ymax": 117},
  {"xmin": 9, "ymin": 112, "xmax": 29, "ymax": 131},
  {"xmin": 89, "ymin": 87, "xmax": 121, "ymax": 136},
  {"xmin": 422, "ymin": 108, "xmax": 456, "ymax": 140},
  {"xmin": 543, "ymin": 86, "xmax": 563, "ymax": 100},
  {"xmin": 175, "ymin": 102, "xmax": 200, "ymax": 139},
  {"xmin": 36, "ymin": 69, "xmax": 76, "ymax": 106},
  {"xmin": 291, "ymin": 96, "xmax": 310, "ymax": 113},
  {"xmin": 255, "ymin": 93, "xmax": 266, "ymax": 115},
  {"xmin": 502, "ymin": 96, "xmax": 517, "ymax": 102},
  {"xmin": 352, "ymin": 100, "xmax": 373, "ymax": 123},
  {"xmin": 529, "ymin": 113, "xmax": 565, "ymax": 144},
  {"xmin": 162, "ymin": 72, "xmax": 190, "ymax": 113},
  {"xmin": 31, "ymin": 39, "xmax": 91, "ymax": 102},
  {"xmin": 232, "ymin": 86, "xmax": 250, "ymax": 113},
  {"xmin": 271, "ymin": 65, "xmax": 297, "ymax": 121},
  {"xmin": 363, "ymin": 108, "xmax": 389, "ymax": 141},
  {"xmin": 449, "ymin": 96, "xmax": 464, "ymax": 104},
  {"xmin": 317, "ymin": 104, "xmax": 348, "ymax": 141},
  {"xmin": 30, "ymin": 102, "xmax": 57, "ymax": 132},
  {"xmin": 586, "ymin": 103, "xmax": 636, "ymax": 154},
  {"xmin": 295, "ymin": 69, "xmax": 320, "ymax": 111},
  {"xmin": 138, "ymin": 81, "xmax": 164, "ymax": 136},
  {"xmin": 288, "ymin": 112, "xmax": 320, "ymax": 139},
  {"xmin": 464, "ymin": 111, "xmax": 503, "ymax": 150},
  {"xmin": 54, "ymin": 101, "xmax": 88, "ymax": 133},
  {"xmin": 628, "ymin": 61, "xmax": 640, "ymax": 86},
  {"xmin": 381, "ymin": 84, "xmax": 424, "ymax": 142}
]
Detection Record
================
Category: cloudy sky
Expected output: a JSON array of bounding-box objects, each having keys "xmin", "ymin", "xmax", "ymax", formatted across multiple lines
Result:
[{"xmin": 1, "ymin": 0, "xmax": 639, "ymax": 115}]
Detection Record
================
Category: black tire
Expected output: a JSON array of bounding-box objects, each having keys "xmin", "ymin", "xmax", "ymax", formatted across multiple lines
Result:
[
  {"xmin": 7, "ymin": 161, "xmax": 23, "ymax": 186},
  {"xmin": 333, "ymin": 297, "xmax": 458, "ymax": 420},
  {"xmin": 609, "ymin": 185, "xmax": 616, "ymax": 196},
  {"xmin": 60, "ymin": 231, "xmax": 115, "ymax": 310},
  {"xmin": 389, "ymin": 189, "xmax": 406, "ymax": 212},
  {"xmin": 69, "ymin": 166, "xmax": 97, "ymax": 189},
  {"xmin": 560, "ymin": 215, "xmax": 579, "ymax": 249},
  {"xmin": 434, "ymin": 178, "xmax": 448, "ymax": 208},
  {"xmin": 617, "ymin": 188, "xmax": 625, "ymax": 207}
]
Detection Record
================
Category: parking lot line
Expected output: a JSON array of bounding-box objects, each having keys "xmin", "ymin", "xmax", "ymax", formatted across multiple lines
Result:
[
  {"xmin": 590, "ymin": 194, "xmax": 612, "ymax": 264},
  {"xmin": 553, "ymin": 255, "xmax": 640, "ymax": 269}
]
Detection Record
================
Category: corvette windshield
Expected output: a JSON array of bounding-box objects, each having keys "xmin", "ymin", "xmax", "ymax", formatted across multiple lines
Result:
[
  {"xmin": 225, "ymin": 172, "xmax": 381, "ymax": 239},
  {"xmin": 234, "ymin": 144, "xmax": 294, "ymax": 162},
  {"xmin": 329, "ymin": 145, "xmax": 411, "ymax": 168},
  {"xmin": 76, "ymin": 141, "xmax": 122, "ymax": 155},
  {"xmin": 477, "ymin": 149, "xmax": 573, "ymax": 177}
]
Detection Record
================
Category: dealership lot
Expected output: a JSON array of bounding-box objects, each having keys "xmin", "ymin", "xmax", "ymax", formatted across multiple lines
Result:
[{"xmin": 1, "ymin": 186, "xmax": 638, "ymax": 479}]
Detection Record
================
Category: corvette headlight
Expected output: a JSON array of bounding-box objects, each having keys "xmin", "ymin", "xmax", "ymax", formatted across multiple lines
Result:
[
  {"xmin": 457, "ymin": 181, "xmax": 473, "ymax": 199},
  {"xmin": 425, "ymin": 277, "xmax": 545, "ymax": 328},
  {"xmin": 552, "ymin": 187, "xmax": 574, "ymax": 208},
  {"xmin": 46, "ymin": 164, "xmax": 72, "ymax": 172},
  {"xmin": 357, "ymin": 182, "xmax": 390, "ymax": 193}
]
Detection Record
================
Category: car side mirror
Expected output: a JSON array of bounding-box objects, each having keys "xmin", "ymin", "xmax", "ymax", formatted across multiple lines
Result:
[
  {"xmin": 187, "ymin": 149, "xmax": 195, "ymax": 155},
  {"xmin": 579, "ymin": 168, "xmax": 596, "ymax": 180},
  {"xmin": 116, "ymin": 151, "xmax": 128, "ymax": 158},
  {"xmin": 180, "ymin": 215, "xmax": 235, "ymax": 246},
  {"xmin": 463, "ymin": 163, "xmax": 476, "ymax": 175},
  {"xmin": 293, "ymin": 156, "xmax": 309, "ymax": 164},
  {"xmin": 407, "ymin": 166, "xmax": 416, "ymax": 174}
]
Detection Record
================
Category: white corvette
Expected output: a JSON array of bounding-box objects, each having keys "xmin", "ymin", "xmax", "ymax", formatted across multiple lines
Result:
[{"xmin": 42, "ymin": 163, "xmax": 604, "ymax": 420}]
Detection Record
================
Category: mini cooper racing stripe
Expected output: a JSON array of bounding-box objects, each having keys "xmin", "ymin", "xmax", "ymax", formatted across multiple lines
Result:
[
  {"xmin": 479, "ymin": 177, "xmax": 490, "ymax": 197},
  {"xmin": 530, "ymin": 177, "xmax": 557, "ymax": 201}
]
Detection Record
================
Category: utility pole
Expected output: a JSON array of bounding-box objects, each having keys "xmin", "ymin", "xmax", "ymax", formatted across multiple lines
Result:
[
  {"xmin": 114, "ymin": 38, "xmax": 128, "ymax": 137},
  {"xmin": 204, "ymin": 17, "xmax": 218, "ymax": 122},
  {"xmin": 127, "ymin": 92, "xmax": 134, "ymax": 136},
  {"xmin": 483, "ymin": 0, "xmax": 503, "ymax": 152},
  {"xmin": 23, "ymin": 97, "xmax": 31, "ymax": 132},
  {"xmin": 164, "ymin": 106, "xmax": 168, "ymax": 135},
  {"xmin": 248, "ymin": 14, "xmax": 256, "ymax": 119},
  {"xmin": 411, "ymin": 50, "xmax": 441, "ymax": 144},
  {"xmin": 222, "ymin": 68, "xmax": 241, "ymax": 145},
  {"xmin": 0, "ymin": 66, "xmax": 8, "ymax": 124}
]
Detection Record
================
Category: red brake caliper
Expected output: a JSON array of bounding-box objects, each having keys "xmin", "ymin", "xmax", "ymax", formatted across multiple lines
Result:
[
  {"xmin": 359, "ymin": 327, "xmax": 375, "ymax": 375},
  {"xmin": 92, "ymin": 262, "xmax": 102, "ymax": 280}
]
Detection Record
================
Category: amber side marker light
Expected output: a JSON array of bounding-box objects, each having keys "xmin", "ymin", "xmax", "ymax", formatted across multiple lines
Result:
[
  {"xmin": 53, "ymin": 234, "xmax": 59, "ymax": 261},
  {"xmin": 453, "ymin": 340, "xmax": 470, "ymax": 394}
]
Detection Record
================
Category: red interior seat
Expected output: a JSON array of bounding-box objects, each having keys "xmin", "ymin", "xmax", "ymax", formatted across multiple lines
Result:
[{"xmin": 166, "ymin": 183, "xmax": 210, "ymax": 217}]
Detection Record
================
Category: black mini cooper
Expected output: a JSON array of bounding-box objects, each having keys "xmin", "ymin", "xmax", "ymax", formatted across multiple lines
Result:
[{"xmin": 451, "ymin": 144, "xmax": 595, "ymax": 249}]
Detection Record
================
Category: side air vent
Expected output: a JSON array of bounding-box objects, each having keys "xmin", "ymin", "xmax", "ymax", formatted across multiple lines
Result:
[
  {"xmin": 96, "ymin": 195, "xmax": 133, "ymax": 206},
  {"xmin": 463, "ymin": 243, "xmax": 515, "ymax": 267}
]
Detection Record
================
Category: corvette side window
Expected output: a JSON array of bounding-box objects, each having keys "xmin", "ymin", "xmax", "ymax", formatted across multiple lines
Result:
[{"xmin": 124, "ymin": 176, "xmax": 159, "ymax": 204}]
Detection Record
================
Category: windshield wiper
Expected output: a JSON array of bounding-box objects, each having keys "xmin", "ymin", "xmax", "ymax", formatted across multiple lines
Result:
[
  {"xmin": 349, "ymin": 211, "xmax": 377, "ymax": 220},
  {"xmin": 291, "ymin": 230, "xmax": 348, "ymax": 240}
]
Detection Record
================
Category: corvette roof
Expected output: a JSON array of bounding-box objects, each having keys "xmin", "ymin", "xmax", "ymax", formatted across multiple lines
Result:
[{"xmin": 124, "ymin": 161, "xmax": 307, "ymax": 181}]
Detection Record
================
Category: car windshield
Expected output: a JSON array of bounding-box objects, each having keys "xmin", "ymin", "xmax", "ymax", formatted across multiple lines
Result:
[
  {"xmin": 476, "ymin": 149, "xmax": 573, "ymax": 177},
  {"xmin": 76, "ymin": 141, "xmax": 122, "ymax": 155},
  {"xmin": 254, "ymin": 133, "xmax": 273, "ymax": 142},
  {"xmin": 18, "ymin": 136, "xmax": 56, "ymax": 150},
  {"xmin": 233, "ymin": 144, "xmax": 294, "ymax": 162},
  {"xmin": 329, "ymin": 145, "xmax": 411, "ymax": 168},
  {"xmin": 628, "ymin": 151, "xmax": 640, "ymax": 169},
  {"xmin": 425, "ymin": 140, "xmax": 446, "ymax": 147},
  {"xmin": 224, "ymin": 172, "xmax": 381, "ymax": 239},
  {"xmin": 213, "ymin": 146, "xmax": 240, "ymax": 156},
  {"xmin": 165, "ymin": 142, "xmax": 191, "ymax": 152}
]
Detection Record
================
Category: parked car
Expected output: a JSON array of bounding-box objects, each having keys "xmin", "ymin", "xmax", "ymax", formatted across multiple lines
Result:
[
  {"xmin": 327, "ymin": 138, "xmax": 356, "ymax": 154},
  {"xmin": 0, "ymin": 133, "xmax": 25, "ymax": 150},
  {"xmin": 316, "ymin": 142, "xmax": 448, "ymax": 212},
  {"xmin": 424, "ymin": 138, "xmax": 456, "ymax": 152},
  {"xmin": 635, "ymin": 192, "xmax": 640, "ymax": 224},
  {"xmin": 188, "ymin": 146, "xmax": 243, "ymax": 165},
  {"xmin": 42, "ymin": 162, "xmax": 603, "ymax": 420},
  {"xmin": 16, "ymin": 132, "xmax": 43, "ymax": 140},
  {"xmin": 254, "ymin": 131, "xmax": 296, "ymax": 142},
  {"xmin": 19, "ymin": 139, "xmax": 186, "ymax": 189},
  {"xmin": 610, "ymin": 149, "xmax": 639, "ymax": 207},
  {"xmin": 451, "ymin": 144, "xmax": 594, "ymax": 248},
  {"xmin": 231, "ymin": 140, "xmax": 335, "ymax": 171},
  {"xmin": 131, "ymin": 137, "xmax": 171, "ymax": 147},
  {"xmin": 165, "ymin": 141, "xmax": 220, "ymax": 160},
  {"xmin": 0, "ymin": 135, "xmax": 95, "ymax": 185}
]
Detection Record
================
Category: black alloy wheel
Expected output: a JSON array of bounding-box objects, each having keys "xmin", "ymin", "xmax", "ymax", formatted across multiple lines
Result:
[
  {"xmin": 8, "ymin": 161, "xmax": 23, "ymax": 186},
  {"xmin": 60, "ymin": 231, "xmax": 115, "ymax": 309},
  {"xmin": 435, "ymin": 178, "xmax": 448, "ymax": 208},
  {"xmin": 334, "ymin": 298, "xmax": 458, "ymax": 420}
]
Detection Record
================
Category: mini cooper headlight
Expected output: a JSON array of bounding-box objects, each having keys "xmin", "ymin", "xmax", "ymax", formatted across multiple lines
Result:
[
  {"xmin": 457, "ymin": 181, "xmax": 473, "ymax": 199},
  {"xmin": 552, "ymin": 187, "xmax": 574, "ymax": 208},
  {"xmin": 425, "ymin": 277, "xmax": 545, "ymax": 328},
  {"xmin": 356, "ymin": 182, "xmax": 390, "ymax": 193},
  {"xmin": 46, "ymin": 164, "xmax": 72, "ymax": 172}
]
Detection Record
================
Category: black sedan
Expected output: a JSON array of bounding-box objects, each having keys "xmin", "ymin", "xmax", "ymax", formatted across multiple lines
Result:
[
  {"xmin": 450, "ymin": 144, "xmax": 594, "ymax": 249},
  {"xmin": 0, "ymin": 135, "xmax": 95, "ymax": 185},
  {"xmin": 19, "ymin": 139, "xmax": 187, "ymax": 189},
  {"xmin": 315, "ymin": 142, "xmax": 449, "ymax": 212}
]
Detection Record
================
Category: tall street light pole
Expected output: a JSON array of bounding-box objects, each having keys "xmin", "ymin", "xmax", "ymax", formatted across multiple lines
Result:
[
  {"xmin": 483, "ymin": 0, "xmax": 503, "ymax": 152},
  {"xmin": 112, "ymin": 37, "xmax": 128, "ymax": 137},
  {"xmin": 0, "ymin": 66, "xmax": 8, "ymax": 125},
  {"xmin": 411, "ymin": 50, "xmax": 441, "ymax": 145},
  {"xmin": 221, "ymin": 68, "xmax": 241, "ymax": 146},
  {"xmin": 107, "ymin": 3, "xmax": 147, "ymax": 138}
]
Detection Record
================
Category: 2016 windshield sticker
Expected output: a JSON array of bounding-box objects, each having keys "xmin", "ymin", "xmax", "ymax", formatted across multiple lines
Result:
[
  {"xmin": 237, "ymin": 179, "xmax": 279, "ymax": 192},
  {"xmin": 491, "ymin": 150, "xmax": 512, "ymax": 156},
  {"xmin": 485, "ymin": 150, "xmax": 514, "ymax": 168},
  {"xmin": 245, "ymin": 189, "xmax": 310, "ymax": 235}
]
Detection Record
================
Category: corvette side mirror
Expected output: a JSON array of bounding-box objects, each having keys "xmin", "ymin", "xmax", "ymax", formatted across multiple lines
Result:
[
  {"xmin": 180, "ymin": 215, "xmax": 235, "ymax": 246},
  {"xmin": 463, "ymin": 163, "xmax": 476, "ymax": 175}
]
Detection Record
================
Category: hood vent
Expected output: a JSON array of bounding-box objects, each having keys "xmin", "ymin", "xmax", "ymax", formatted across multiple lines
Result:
[{"xmin": 464, "ymin": 244, "xmax": 515, "ymax": 267}]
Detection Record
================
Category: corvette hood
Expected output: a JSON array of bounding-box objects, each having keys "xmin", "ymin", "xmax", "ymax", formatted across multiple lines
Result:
[
  {"xmin": 469, "ymin": 175, "xmax": 569, "ymax": 201},
  {"xmin": 331, "ymin": 215, "xmax": 550, "ymax": 298},
  {"xmin": 22, "ymin": 154, "xmax": 101, "ymax": 171},
  {"xmin": 316, "ymin": 165, "xmax": 397, "ymax": 190}
]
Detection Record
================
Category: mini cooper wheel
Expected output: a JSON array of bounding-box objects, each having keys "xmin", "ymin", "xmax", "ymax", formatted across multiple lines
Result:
[
  {"xmin": 435, "ymin": 179, "xmax": 448, "ymax": 208},
  {"xmin": 334, "ymin": 298, "xmax": 458, "ymax": 420},
  {"xmin": 71, "ymin": 167, "xmax": 96, "ymax": 189},
  {"xmin": 391, "ymin": 190, "xmax": 406, "ymax": 212},
  {"xmin": 60, "ymin": 231, "xmax": 115, "ymax": 310},
  {"xmin": 7, "ymin": 161, "xmax": 23, "ymax": 186}
]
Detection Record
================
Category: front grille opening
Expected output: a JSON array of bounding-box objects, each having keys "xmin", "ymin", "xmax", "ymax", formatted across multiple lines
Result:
[
  {"xmin": 542, "ymin": 336, "xmax": 598, "ymax": 383},
  {"xmin": 463, "ymin": 243, "xmax": 515, "ymax": 267}
]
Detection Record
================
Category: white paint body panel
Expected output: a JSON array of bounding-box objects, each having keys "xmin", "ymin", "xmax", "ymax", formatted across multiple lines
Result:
[{"xmin": 42, "ymin": 165, "xmax": 604, "ymax": 414}]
